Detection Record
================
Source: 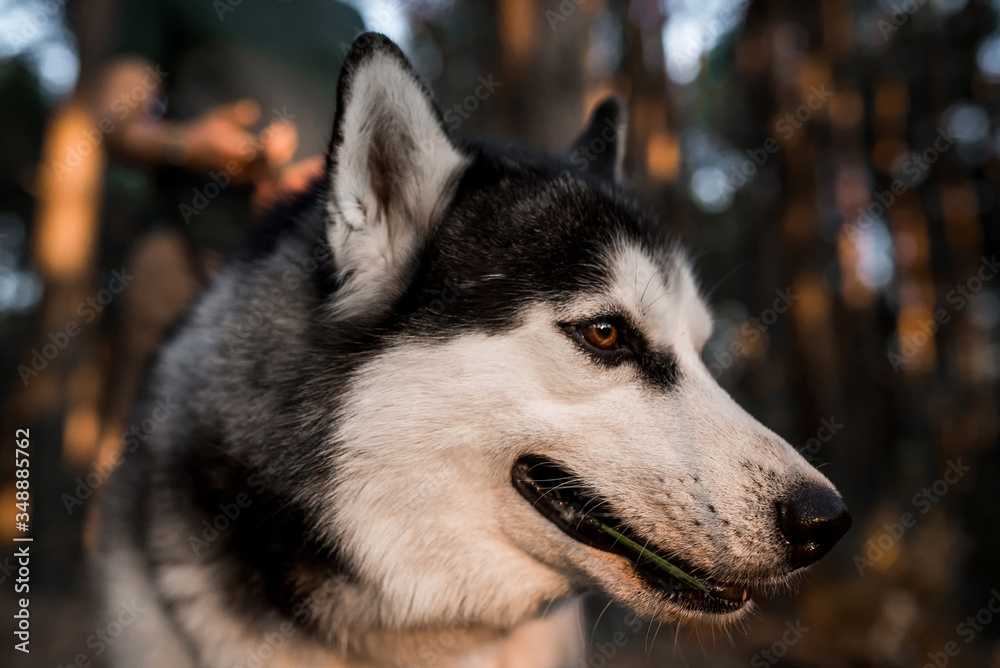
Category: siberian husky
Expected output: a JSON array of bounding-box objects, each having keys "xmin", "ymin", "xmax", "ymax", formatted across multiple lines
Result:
[{"xmin": 98, "ymin": 32, "xmax": 851, "ymax": 668}]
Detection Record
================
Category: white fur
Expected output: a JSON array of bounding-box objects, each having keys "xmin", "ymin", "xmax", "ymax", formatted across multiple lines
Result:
[
  {"xmin": 318, "ymin": 241, "xmax": 839, "ymax": 644},
  {"xmin": 326, "ymin": 53, "xmax": 468, "ymax": 319}
]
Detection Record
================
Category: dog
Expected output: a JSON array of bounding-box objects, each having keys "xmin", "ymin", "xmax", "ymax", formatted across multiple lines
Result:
[{"xmin": 98, "ymin": 32, "xmax": 851, "ymax": 668}]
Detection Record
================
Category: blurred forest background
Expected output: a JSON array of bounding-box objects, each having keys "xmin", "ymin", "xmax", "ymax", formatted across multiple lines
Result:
[{"xmin": 1, "ymin": 0, "xmax": 999, "ymax": 666}]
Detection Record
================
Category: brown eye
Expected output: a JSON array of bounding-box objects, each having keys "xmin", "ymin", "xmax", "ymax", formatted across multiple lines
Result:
[{"xmin": 582, "ymin": 321, "xmax": 619, "ymax": 350}]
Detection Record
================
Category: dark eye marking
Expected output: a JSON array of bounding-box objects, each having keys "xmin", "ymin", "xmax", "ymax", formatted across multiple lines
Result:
[{"xmin": 560, "ymin": 313, "xmax": 681, "ymax": 388}]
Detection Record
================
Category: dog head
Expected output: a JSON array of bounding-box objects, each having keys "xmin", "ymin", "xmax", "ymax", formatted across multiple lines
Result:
[{"xmin": 318, "ymin": 33, "xmax": 850, "ymax": 631}]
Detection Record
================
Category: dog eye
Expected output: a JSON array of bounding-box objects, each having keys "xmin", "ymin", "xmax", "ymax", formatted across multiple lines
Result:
[{"xmin": 579, "ymin": 320, "xmax": 625, "ymax": 353}]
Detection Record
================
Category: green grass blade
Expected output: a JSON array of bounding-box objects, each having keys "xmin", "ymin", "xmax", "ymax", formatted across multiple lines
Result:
[{"xmin": 596, "ymin": 523, "xmax": 708, "ymax": 592}]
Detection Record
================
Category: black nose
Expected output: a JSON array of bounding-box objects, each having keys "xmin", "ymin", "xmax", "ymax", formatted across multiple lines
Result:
[{"xmin": 777, "ymin": 487, "xmax": 852, "ymax": 570}]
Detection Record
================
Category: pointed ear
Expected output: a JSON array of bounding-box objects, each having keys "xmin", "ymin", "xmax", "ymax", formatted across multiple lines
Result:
[
  {"xmin": 562, "ymin": 96, "xmax": 627, "ymax": 182},
  {"xmin": 325, "ymin": 33, "xmax": 468, "ymax": 317}
]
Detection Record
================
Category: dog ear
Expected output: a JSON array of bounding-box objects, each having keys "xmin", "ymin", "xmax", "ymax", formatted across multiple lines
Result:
[
  {"xmin": 562, "ymin": 96, "xmax": 627, "ymax": 182},
  {"xmin": 325, "ymin": 33, "xmax": 467, "ymax": 317}
]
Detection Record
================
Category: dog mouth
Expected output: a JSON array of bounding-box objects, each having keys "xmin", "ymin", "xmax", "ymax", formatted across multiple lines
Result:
[{"xmin": 512, "ymin": 455, "xmax": 750, "ymax": 616}]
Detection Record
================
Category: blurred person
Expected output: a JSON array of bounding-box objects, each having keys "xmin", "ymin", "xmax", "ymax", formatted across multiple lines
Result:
[
  {"xmin": 97, "ymin": 0, "xmax": 366, "ymax": 251},
  {"xmin": 90, "ymin": 0, "xmax": 365, "ymax": 448}
]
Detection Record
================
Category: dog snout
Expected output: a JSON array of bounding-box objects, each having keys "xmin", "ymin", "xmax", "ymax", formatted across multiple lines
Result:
[{"xmin": 777, "ymin": 486, "xmax": 851, "ymax": 570}]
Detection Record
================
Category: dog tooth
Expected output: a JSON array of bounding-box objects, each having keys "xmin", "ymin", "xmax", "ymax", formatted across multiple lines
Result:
[{"xmin": 741, "ymin": 589, "xmax": 748, "ymax": 601}]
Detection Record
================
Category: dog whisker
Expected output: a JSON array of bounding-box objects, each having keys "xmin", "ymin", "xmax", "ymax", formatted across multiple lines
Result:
[{"xmin": 589, "ymin": 597, "xmax": 614, "ymax": 648}]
